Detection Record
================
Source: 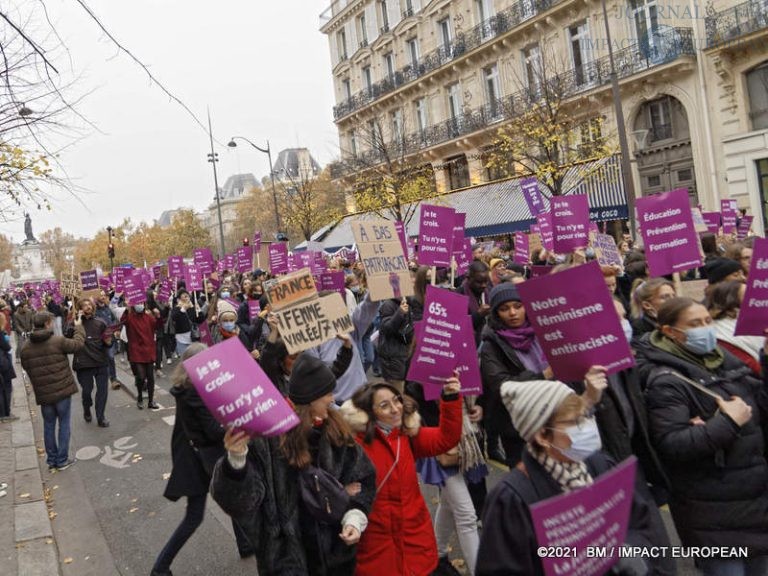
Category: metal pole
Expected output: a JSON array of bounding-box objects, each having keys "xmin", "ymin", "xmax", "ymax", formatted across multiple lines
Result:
[
  {"xmin": 208, "ymin": 109, "xmax": 226, "ymax": 257},
  {"xmin": 107, "ymin": 226, "xmax": 114, "ymax": 270},
  {"xmin": 601, "ymin": 0, "xmax": 638, "ymax": 237},
  {"xmin": 266, "ymin": 141, "xmax": 281, "ymax": 232}
]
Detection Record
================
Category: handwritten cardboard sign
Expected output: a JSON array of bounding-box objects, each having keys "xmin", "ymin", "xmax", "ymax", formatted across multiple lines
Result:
[
  {"xmin": 351, "ymin": 219, "xmax": 413, "ymax": 301},
  {"xmin": 530, "ymin": 457, "xmax": 636, "ymax": 576},
  {"xmin": 418, "ymin": 204, "xmax": 455, "ymax": 267},
  {"xmin": 59, "ymin": 272, "xmax": 81, "ymax": 298},
  {"xmin": 265, "ymin": 268, "xmax": 317, "ymax": 311},
  {"xmin": 592, "ymin": 234, "xmax": 623, "ymax": 267},
  {"xmin": 183, "ymin": 337, "xmax": 300, "ymax": 437},
  {"xmin": 274, "ymin": 292, "xmax": 354, "ymax": 354},
  {"xmin": 518, "ymin": 261, "xmax": 635, "ymax": 381}
]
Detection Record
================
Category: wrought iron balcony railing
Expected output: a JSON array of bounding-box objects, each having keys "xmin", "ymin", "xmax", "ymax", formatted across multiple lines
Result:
[{"xmin": 706, "ymin": 0, "xmax": 768, "ymax": 48}]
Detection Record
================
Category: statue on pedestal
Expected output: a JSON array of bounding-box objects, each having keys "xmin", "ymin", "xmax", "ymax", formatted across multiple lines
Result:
[{"xmin": 24, "ymin": 213, "xmax": 37, "ymax": 244}]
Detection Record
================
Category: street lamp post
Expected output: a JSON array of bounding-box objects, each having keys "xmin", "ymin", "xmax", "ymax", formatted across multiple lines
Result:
[
  {"xmin": 227, "ymin": 136, "xmax": 281, "ymax": 234},
  {"xmin": 106, "ymin": 226, "xmax": 114, "ymax": 270},
  {"xmin": 208, "ymin": 110, "xmax": 226, "ymax": 258}
]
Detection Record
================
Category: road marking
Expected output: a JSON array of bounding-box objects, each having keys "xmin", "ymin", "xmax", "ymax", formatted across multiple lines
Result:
[{"xmin": 162, "ymin": 415, "xmax": 175, "ymax": 427}]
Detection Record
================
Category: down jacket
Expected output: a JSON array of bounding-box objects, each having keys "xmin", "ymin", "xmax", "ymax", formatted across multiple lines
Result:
[
  {"xmin": 635, "ymin": 334, "xmax": 768, "ymax": 554},
  {"xmin": 120, "ymin": 309, "xmax": 159, "ymax": 363},
  {"xmin": 376, "ymin": 298, "xmax": 414, "ymax": 381},
  {"xmin": 21, "ymin": 326, "xmax": 85, "ymax": 405},
  {"xmin": 343, "ymin": 394, "xmax": 463, "ymax": 576}
]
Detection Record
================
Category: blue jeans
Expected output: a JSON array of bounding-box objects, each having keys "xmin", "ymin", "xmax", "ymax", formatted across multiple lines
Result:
[
  {"xmin": 76, "ymin": 366, "xmax": 109, "ymax": 422},
  {"xmin": 700, "ymin": 557, "xmax": 768, "ymax": 576},
  {"xmin": 40, "ymin": 396, "xmax": 72, "ymax": 467},
  {"xmin": 106, "ymin": 341, "xmax": 116, "ymax": 381}
]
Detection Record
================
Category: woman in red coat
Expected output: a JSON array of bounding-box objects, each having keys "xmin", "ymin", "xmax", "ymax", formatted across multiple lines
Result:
[
  {"xmin": 121, "ymin": 301, "xmax": 161, "ymax": 410},
  {"xmin": 341, "ymin": 376, "xmax": 463, "ymax": 576}
]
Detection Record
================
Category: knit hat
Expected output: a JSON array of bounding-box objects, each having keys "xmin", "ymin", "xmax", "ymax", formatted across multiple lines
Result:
[
  {"xmin": 704, "ymin": 258, "xmax": 742, "ymax": 285},
  {"xmin": 489, "ymin": 258, "xmax": 505, "ymax": 270},
  {"xmin": 288, "ymin": 354, "xmax": 336, "ymax": 405},
  {"xmin": 489, "ymin": 282, "xmax": 521, "ymax": 313},
  {"xmin": 501, "ymin": 380, "xmax": 574, "ymax": 442}
]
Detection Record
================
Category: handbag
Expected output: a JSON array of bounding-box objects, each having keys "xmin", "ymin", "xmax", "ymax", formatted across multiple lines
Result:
[{"xmin": 298, "ymin": 465, "xmax": 350, "ymax": 525}]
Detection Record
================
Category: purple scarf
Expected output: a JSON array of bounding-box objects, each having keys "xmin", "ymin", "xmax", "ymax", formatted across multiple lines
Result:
[{"xmin": 496, "ymin": 323, "xmax": 549, "ymax": 373}]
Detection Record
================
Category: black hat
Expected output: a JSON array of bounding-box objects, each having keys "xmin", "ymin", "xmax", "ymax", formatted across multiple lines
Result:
[
  {"xmin": 704, "ymin": 258, "xmax": 742, "ymax": 285},
  {"xmin": 253, "ymin": 268, "xmax": 265, "ymax": 278},
  {"xmin": 288, "ymin": 354, "xmax": 336, "ymax": 405},
  {"xmin": 490, "ymin": 282, "xmax": 521, "ymax": 313}
]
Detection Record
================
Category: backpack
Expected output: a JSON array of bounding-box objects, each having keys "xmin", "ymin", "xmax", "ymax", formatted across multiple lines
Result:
[{"xmin": 298, "ymin": 465, "xmax": 350, "ymax": 525}]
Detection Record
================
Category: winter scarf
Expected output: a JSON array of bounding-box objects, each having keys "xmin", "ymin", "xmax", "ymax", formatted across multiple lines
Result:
[
  {"xmin": 497, "ymin": 323, "xmax": 548, "ymax": 373},
  {"xmin": 458, "ymin": 397, "xmax": 488, "ymax": 484},
  {"xmin": 218, "ymin": 326, "xmax": 238, "ymax": 340},
  {"xmin": 650, "ymin": 330, "xmax": 725, "ymax": 372},
  {"xmin": 529, "ymin": 445, "xmax": 593, "ymax": 493}
]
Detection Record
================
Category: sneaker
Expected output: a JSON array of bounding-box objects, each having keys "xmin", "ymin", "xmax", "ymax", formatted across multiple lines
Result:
[
  {"xmin": 97, "ymin": 420, "xmax": 110, "ymax": 428},
  {"xmin": 84, "ymin": 409, "xmax": 92, "ymax": 423},
  {"xmin": 136, "ymin": 399, "xmax": 144, "ymax": 410},
  {"xmin": 148, "ymin": 401, "xmax": 160, "ymax": 411},
  {"xmin": 111, "ymin": 380, "xmax": 121, "ymax": 390},
  {"xmin": 167, "ymin": 358, "xmax": 173, "ymax": 365},
  {"xmin": 57, "ymin": 459, "xmax": 75, "ymax": 471}
]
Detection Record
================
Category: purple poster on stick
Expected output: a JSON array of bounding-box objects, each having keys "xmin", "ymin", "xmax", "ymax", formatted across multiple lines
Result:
[
  {"xmin": 123, "ymin": 275, "xmax": 147, "ymax": 306},
  {"xmin": 152, "ymin": 265, "xmax": 165, "ymax": 282},
  {"xmin": 521, "ymin": 177, "xmax": 546, "ymax": 216},
  {"xmin": 185, "ymin": 264, "xmax": 204, "ymax": 292},
  {"xmin": 536, "ymin": 212, "xmax": 554, "ymax": 251},
  {"xmin": 98, "ymin": 277, "xmax": 111, "ymax": 291},
  {"xmin": 735, "ymin": 237, "xmax": 768, "ymax": 336},
  {"xmin": 737, "ymin": 215, "xmax": 754, "ymax": 239},
  {"xmin": 454, "ymin": 238, "xmax": 473, "ymax": 277},
  {"xmin": 418, "ymin": 204, "xmax": 455, "ymax": 267},
  {"xmin": 269, "ymin": 243, "xmax": 289, "ymax": 275},
  {"xmin": 183, "ymin": 337, "xmax": 300, "ymax": 437},
  {"xmin": 236, "ymin": 246, "xmax": 253, "ymax": 273},
  {"xmin": 197, "ymin": 320, "xmax": 214, "ymax": 347},
  {"xmin": 721, "ymin": 199, "xmax": 738, "ymax": 234},
  {"xmin": 517, "ymin": 261, "xmax": 635, "ymax": 381},
  {"xmin": 320, "ymin": 271, "xmax": 346, "ymax": 299},
  {"xmin": 80, "ymin": 270, "xmax": 98, "ymax": 291},
  {"xmin": 224, "ymin": 254, "xmax": 235, "ymax": 272},
  {"xmin": 253, "ymin": 231, "xmax": 262, "ymax": 252},
  {"xmin": 701, "ymin": 212, "xmax": 720, "ymax": 235},
  {"xmin": 637, "ymin": 188, "xmax": 702, "ymax": 277},
  {"xmin": 551, "ymin": 195, "xmax": 589, "ymax": 253},
  {"xmin": 168, "ymin": 256, "xmax": 184, "ymax": 278},
  {"xmin": 394, "ymin": 221, "xmax": 409, "ymax": 260},
  {"xmin": 248, "ymin": 300, "xmax": 262, "ymax": 321},
  {"xmin": 530, "ymin": 457, "xmax": 637, "ymax": 576},
  {"xmin": 514, "ymin": 232, "xmax": 529, "ymax": 264}
]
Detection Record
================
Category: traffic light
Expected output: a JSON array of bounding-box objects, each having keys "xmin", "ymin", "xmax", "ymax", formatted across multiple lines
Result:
[
  {"xmin": 242, "ymin": 237, "xmax": 250, "ymax": 247},
  {"xmin": 108, "ymin": 243, "xmax": 115, "ymax": 258}
]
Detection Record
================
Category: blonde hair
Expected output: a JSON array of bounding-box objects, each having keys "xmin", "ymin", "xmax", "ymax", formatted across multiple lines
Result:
[{"xmin": 630, "ymin": 278, "xmax": 673, "ymax": 319}]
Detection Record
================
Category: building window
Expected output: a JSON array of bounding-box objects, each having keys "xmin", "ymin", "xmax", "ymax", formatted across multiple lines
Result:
[
  {"xmin": 406, "ymin": 38, "xmax": 420, "ymax": 68},
  {"xmin": 349, "ymin": 129, "xmax": 357, "ymax": 157},
  {"xmin": 447, "ymin": 83, "xmax": 462, "ymax": 120},
  {"xmin": 391, "ymin": 109, "xmax": 404, "ymax": 142},
  {"xmin": 747, "ymin": 62, "xmax": 768, "ymax": 130},
  {"xmin": 757, "ymin": 158, "xmax": 768, "ymax": 230},
  {"xmin": 358, "ymin": 14, "xmax": 368, "ymax": 48},
  {"xmin": 522, "ymin": 44, "xmax": 542, "ymax": 96},
  {"xmin": 384, "ymin": 52, "xmax": 395, "ymax": 78},
  {"xmin": 677, "ymin": 168, "xmax": 692, "ymax": 182},
  {"xmin": 367, "ymin": 119, "xmax": 380, "ymax": 146},
  {"xmin": 342, "ymin": 78, "xmax": 351, "ymax": 100},
  {"xmin": 569, "ymin": 21, "xmax": 592, "ymax": 86},
  {"xmin": 630, "ymin": 0, "xmax": 659, "ymax": 49},
  {"xmin": 476, "ymin": 0, "xmax": 494, "ymax": 23},
  {"xmin": 379, "ymin": 0, "xmax": 390, "ymax": 32},
  {"xmin": 403, "ymin": 0, "xmax": 414, "ymax": 18},
  {"xmin": 579, "ymin": 118, "xmax": 603, "ymax": 157},
  {"xmin": 415, "ymin": 97, "xmax": 428, "ymax": 135},
  {"xmin": 362, "ymin": 66, "xmax": 373, "ymax": 92},
  {"xmin": 647, "ymin": 97, "xmax": 672, "ymax": 141},
  {"xmin": 445, "ymin": 155, "xmax": 470, "ymax": 190},
  {"xmin": 647, "ymin": 174, "xmax": 661, "ymax": 187},
  {"xmin": 484, "ymin": 64, "xmax": 502, "ymax": 118},
  {"xmin": 337, "ymin": 29, "xmax": 348, "ymax": 60},
  {"xmin": 438, "ymin": 17, "xmax": 452, "ymax": 52}
]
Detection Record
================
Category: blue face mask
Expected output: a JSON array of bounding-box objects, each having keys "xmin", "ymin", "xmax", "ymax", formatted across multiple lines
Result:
[
  {"xmin": 621, "ymin": 319, "xmax": 633, "ymax": 343},
  {"xmin": 221, "ymin": 321, "xmax": 236, "ymax": 332},
  {"xmin": 220, "ymin": 292, "xmax": 230, "ymax": 300},
  {"xmin": 553, "ymin": 418, "xmax": 602, "ymax": 462},
  {"xmin": 134, "ymin": 305, "xmax": 145, "ymax": 313},
  {"xmin": 681, "ymin": 326, "xmax": 717, "ymax": 355}
]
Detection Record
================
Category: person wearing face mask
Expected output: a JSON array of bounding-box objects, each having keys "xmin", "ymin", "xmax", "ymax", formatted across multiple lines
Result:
[
  {"xmin": 344, "ymin": 274, "xmax": 361, "ymax": 315},
  {"xmin": 211, "ymin": 309, "xmax": 259, "ymax": 360},
  {"xmin": 121, "ymin": 301, "xmax": 162, "ymax": 410},
  {"xmin": 630, "ymin": 278, "xmax": 675, "ymax": 343},
  {"xmin": 635, "ymin": 297, "xmax": 768, "ymax": 573},
  {"xmin": 476, "ymin": 379, "xmax": 672, "ymax": 576},
  {"xmin": 215, "ymin": 286, "xmax": 237, "ymax": 317}
]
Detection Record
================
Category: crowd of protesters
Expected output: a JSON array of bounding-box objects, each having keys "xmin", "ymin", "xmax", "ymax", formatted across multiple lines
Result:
[{"xmin": 1, "ymin": 223, "xmax": 767, "ymax": 576}]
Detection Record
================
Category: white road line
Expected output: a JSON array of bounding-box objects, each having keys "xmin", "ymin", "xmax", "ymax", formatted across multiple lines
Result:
[{"xmin": 162, "ymin": 415, "xmax": 175, "ymax": 426}]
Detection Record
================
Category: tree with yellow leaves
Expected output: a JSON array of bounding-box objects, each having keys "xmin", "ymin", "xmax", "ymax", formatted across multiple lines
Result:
[
  {"xmin": 39, "ymin": 228, "xmax": 80, "ymax": 278},
  {"xmin": 278, "ymin": 167, "xmax": 344, "ymax": 242}
]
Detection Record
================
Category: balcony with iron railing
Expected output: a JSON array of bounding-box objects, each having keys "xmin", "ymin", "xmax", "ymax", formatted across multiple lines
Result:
[
  {"xmin": 332, "ymin": 0, "xmax": 568, "ymax": 120},
  {"xmin": 330, "ymin": 28, "xmax": 695, "ymax": 178},
  {"xmin": 706, "ymin": 0, "xmax": 768, "ymax": 48}
]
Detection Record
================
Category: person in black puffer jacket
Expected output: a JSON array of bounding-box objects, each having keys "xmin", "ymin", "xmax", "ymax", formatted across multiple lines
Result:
[{"xmin": 636, "ymin": 297, "xmax": 768, "ymax": 574}]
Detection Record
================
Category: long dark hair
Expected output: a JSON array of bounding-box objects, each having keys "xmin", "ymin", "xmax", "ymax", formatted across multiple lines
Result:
[
  {"xmin": 706, "ymin": 280, "xmax": 743, "ymax": 320},
  {"xmin": 350, "ymin": 383, "xmax": 417, "ymax": 444},
  {"xmin": 656, "ymin": 297, "xmax": 697, "ymax": 329},
  {"xmin": 280, "ymin": 405, "xmax": 356, "ymax": 469}
]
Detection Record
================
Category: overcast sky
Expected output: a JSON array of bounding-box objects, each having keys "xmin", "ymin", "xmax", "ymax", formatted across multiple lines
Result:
[{"xmin": 0, "ymin": 0, "xmax": 338, "ymax": 243}]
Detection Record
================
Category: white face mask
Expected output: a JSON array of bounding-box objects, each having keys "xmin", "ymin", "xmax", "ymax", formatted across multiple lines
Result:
[
  {"xmin": 620, "ymin": 319, "xmax": 633, "ymax": 343},
  {"xmin": 551, "ymin": 418, "xmax": 602, "ymax": 462}
]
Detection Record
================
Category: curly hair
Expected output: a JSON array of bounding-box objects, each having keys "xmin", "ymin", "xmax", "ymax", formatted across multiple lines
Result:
[{"xmin": 350, "ymin": 383, "xmax": 418, "ymax": 444}]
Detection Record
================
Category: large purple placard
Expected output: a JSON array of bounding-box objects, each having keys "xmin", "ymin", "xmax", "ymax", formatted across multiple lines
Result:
[
  {"xmin": 236, "ymin": 246, "xmax": 253, "ymax": 273},
  {"xmin": 80, "ymin": 270, "xmax": 98, "ymax": 291},
  {"xmin": 183, "ymin": 337, "xmax": 300, "ymax": 437},
  {"xmin": 518, "ymin": 261, "xmax": 635, "ymax": 381},
  {"xmin": 319, "ymin": 271, "xmax": 346, "ymax": 299},
  {"xmin": 701, "ymin": 212, "xmax": 720, "ymax": 235},
  {"xmin": 737, "ymin": 215, "xmax": 754, "ymax": 239},
  {"xmin": 521, "ymin": 177, "xmax": 546, "ymax": 216},
  {"xmin": 185, "ymin": 264, "xmax": 204, "ymax": 292},
  {"xmin": 123, "ymin": 275, "xmax": 147, "ymax": 306},
  {"xmin": 418, "ymin": 204, "xmax": 455, "ymax": 267},
  {"xmin": 269, "ymin": 243, "xmax": 289, "ymax": 275},
  {"xmin": 248, "ymin": 300, "xmax": 262, "ymax": 321},
  {"xmin": 168, "ymin": 256, "xmax": 184, "ymax": 278},
  {"xmin": 197, "ymin": 320, "xmax": 215, "ymax": 346},
  {"xmin": 721, "ymin": 199, "xmax": 738, "ymax": 234},
  {"xmin": 735, "ymin": 237, "xmax": 768, "ymax": 336},
  {"xmin": 551, "ymin": 195, "xmax": 589, "ymax": 253},
  {"xmin": 530, "ymin": 457, "xmax": 636, "ymax": 576},
  {"xmin": 514, "ymin": 232, "xmax": 529, "ymax": 264},
  {"xmin": 536, "ymin": 212, "xmax": 554, "ymax": 252},
  {"xmin": 637, "ymin": 188, "xmax": 702, "ymax": 277}
]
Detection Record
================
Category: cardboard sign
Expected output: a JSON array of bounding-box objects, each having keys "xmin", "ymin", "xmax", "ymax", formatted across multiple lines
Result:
[
  {"xmin": 406, "ymin": 286, "xmax": 471, "ymax": 396},
  {"xmin": 637, "ymin": 188, "xmax": 702, "ymax": 277},
  {"xmin": 701, "ymin": 212, "xmax": 721, "ymax": 235},
  {"xmin": 514, "ymin": 232, "xmax": 529, "ymax": 265},
  {"xmin": 80, "ymin": 270, "xmax": 98, "ymax": 291},
  {"xmin": 735, "ymin": 237, "xmax": 768, "ymax": 336},
  {"xmin": 418, "ymin": 204, "xmax": 455, "ymax": 267},
  {"xmin": 351, "ymin": 219, "xmax": 413, "ymax": 301},
  {"xmin": 521, "ymin": 177, "xmax": 547, "ymax": 216},
  {"xmin": 184, "ymin": 264, "xmax": 204, "ymax": 292},
  {"xmin": 679, "ymin": 279, "xmax": 708, "ymax": 303},
  {"xmin": 518, "ymin": 261, "xmax": 635, "ymax": 381},
  {"xmin": 123, "ymin": 275, "xmax": 147, "ymax": 306},
  {"xmin": 530, "ymin": 457, "xmax": 636, "ymax": 576},
  {"xmin": 551, "ymin": 195, "xmax": 589, "ymax": 253},
  {"xmin": 737, "ymin": 215, "xmax": 754, "ymax": 240},
  {"xmin": 721, "ymin": 199, "xmax": 738, "ymax": 234},
  {"xmin": 536, "ymin": 212, "xmax": 555, "ymax": 252},
  {"xmin": 168, "ymin": 256, "xmax": 184, "ymax": 278},
  {"xmin": 59, "ymin": 272, "xmax": 81, "ymax": 298},
  {"xmin": 265, "ymin": 268, "xmax": 317, "ymax": 311},
  {"xmin": 274, "ymin": 292, "xmax": 354, "ymax": 354},
  {"xmin": 592, "ymin": 234, "xmax": 623, "ymax": 267},
  {"xmin": 269, "ymin": 243, "xmax": 289, "ymax": 275},
  {"xmin": 183, "ymin": 337, "xmax": 300, "ymax": 437}
]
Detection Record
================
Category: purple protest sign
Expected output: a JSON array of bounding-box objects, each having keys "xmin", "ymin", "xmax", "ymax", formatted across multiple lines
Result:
[
  {"xmin": 721, "ymin": 199, "xmax": 738, "ymax": 234},
  {"xmin": 735, "ymin": 237, "xmax": 768, "ymax": 336},
  {"xmin": 637, "ymin": 188, "xmax": 702, "ymax": 277},
  {"xmin": 123, "ymin": 275, "xmax": 147, "ymax": 306},
  {"xmin": 269, "ymin": 243, "xmax": 289, "ymax": 275},
  {"xmin": 701, "ymin": 212, "xmax": 720, "ymax": 235},
  {"xmin": 197, "ymin": 320, "xmax": 215, "ymax": 347},
  {"xmin": 531, "ymin": 265, "xmax": 553, "ymax": 277},
  {"xmin": 521, "ymin": 177, "xmax": 546, "ymax": 215},
  {"xmin": 311, "ymin": 252, "xmax": 327, "ymax": 275},
  {"xmin": 224, "ymin": 254, "xmax": 235, "ymax": 272},
  {"xmin": 518, "ymin": 261, "xmax": 635, "ymax": 381},
  {"xmin": 98, "ymin": 277, "xmax": 111, "ymax": 291},
  {"xmin": 536, "ymin": 212, "xmax": 554, "ymax": 251},
  {"xmin": 454, "ymin": 315, "xmax": 482, "ymax": 396},
  {"xmin": 216, "ymin": 259, "xmax": 225, "ymax": 276},
  {"xmin": 418, "ymin": 204, "xmax": 455, "ymax": 267},
  {"xmin": 152, "ymin": 265, "xmax": 165, "ymax": 282},
  {"xmin": 551, "ymin": 195, "xmax": 589, "ymax": 253},
  {"xmin": 168, "ymin": 256, "xmax": 184, "ymax": 278},
  {"xmin": 514, "ymin": 232, "xmax": 529, "ymax": 265},
  {"xmin": 454, "ymin": 238, "xmax": 473, "ymax": 277},
  {"xmin": 737, "ymin": 215, "xmax": 754, "ymax": 239},
  {"xmin": 248, "ymin": 300, "xmax": 262, "ymax": 321},
  {"xmin": 451, "ymin": 212, "xmax": 466, "ymax": 263},
  {"xmin": 157, "ymin": 278, "xmax": 173, "ymax": 303},
  {"xmin": 182, "ymin": 337, "xmax": 300, "ymax": 437},
  {"xmin": 253, "ymin": 231, "xmax": 262, "ymax": 252},
  {"xmin": 530, "ymin": 457, "xmax": 637, "ymax": 576},
  {"xmin": 194, "ymin": 248, "xmax": 214, "ymax": 276},
  {"xmin": 80, "ymin": 270, "xmax": 98, "ymax": 291},
  {"xmin": 407, "ymin": 286, "xmax": 470, "ymax": 395},
  {"xmin": 184, "ymin": 264, "xmax": 204, "ymax": 292},
  {"xmin": 394, "ymin": 221, "xmax": 409, "ymax": 260},
  {"xmin": 236, "ymin": 246, "xmax": 253, "ymax": 273},
  {"xmin": 113, "ymin": 266, "xmax": 129, "ymax": 293},
  {"xmin": 319, "ymin": 271, "xmax": 346, "ymax": 299}
]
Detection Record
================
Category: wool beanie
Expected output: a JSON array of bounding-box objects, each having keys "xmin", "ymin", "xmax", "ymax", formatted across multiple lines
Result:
[
  {"xmin": 489, "ymin": 282, "xmax": 521, "ymax": 313},
  {"xmin": 501, "ymin": 379, "xmax": 574, "ymax": 442},
  {"xmin": 704, "ymin": 258, "xmax": 742, "ymax": 285},
  {"xmin": 288, "ymin": 354, "xmax": 336, "ymax": 405}
]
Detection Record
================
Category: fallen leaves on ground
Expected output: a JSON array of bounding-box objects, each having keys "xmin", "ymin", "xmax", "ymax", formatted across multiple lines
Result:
[
  {"xmin": 63, "ymin": 557, "xmax": 73, "ymax": 564},
  {"xmin": 129, "ymin": 507, "xmax": 139, "ymax": 513},
  {"xmin": 19, "ymin": 492, "xmax": 30, "ymax": 498}
]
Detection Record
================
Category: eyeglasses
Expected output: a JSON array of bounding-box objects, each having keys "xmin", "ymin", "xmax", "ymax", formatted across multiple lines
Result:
[{"xmin": 375, "ymin": 395, "xmax": 403, "ymax": 413}]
